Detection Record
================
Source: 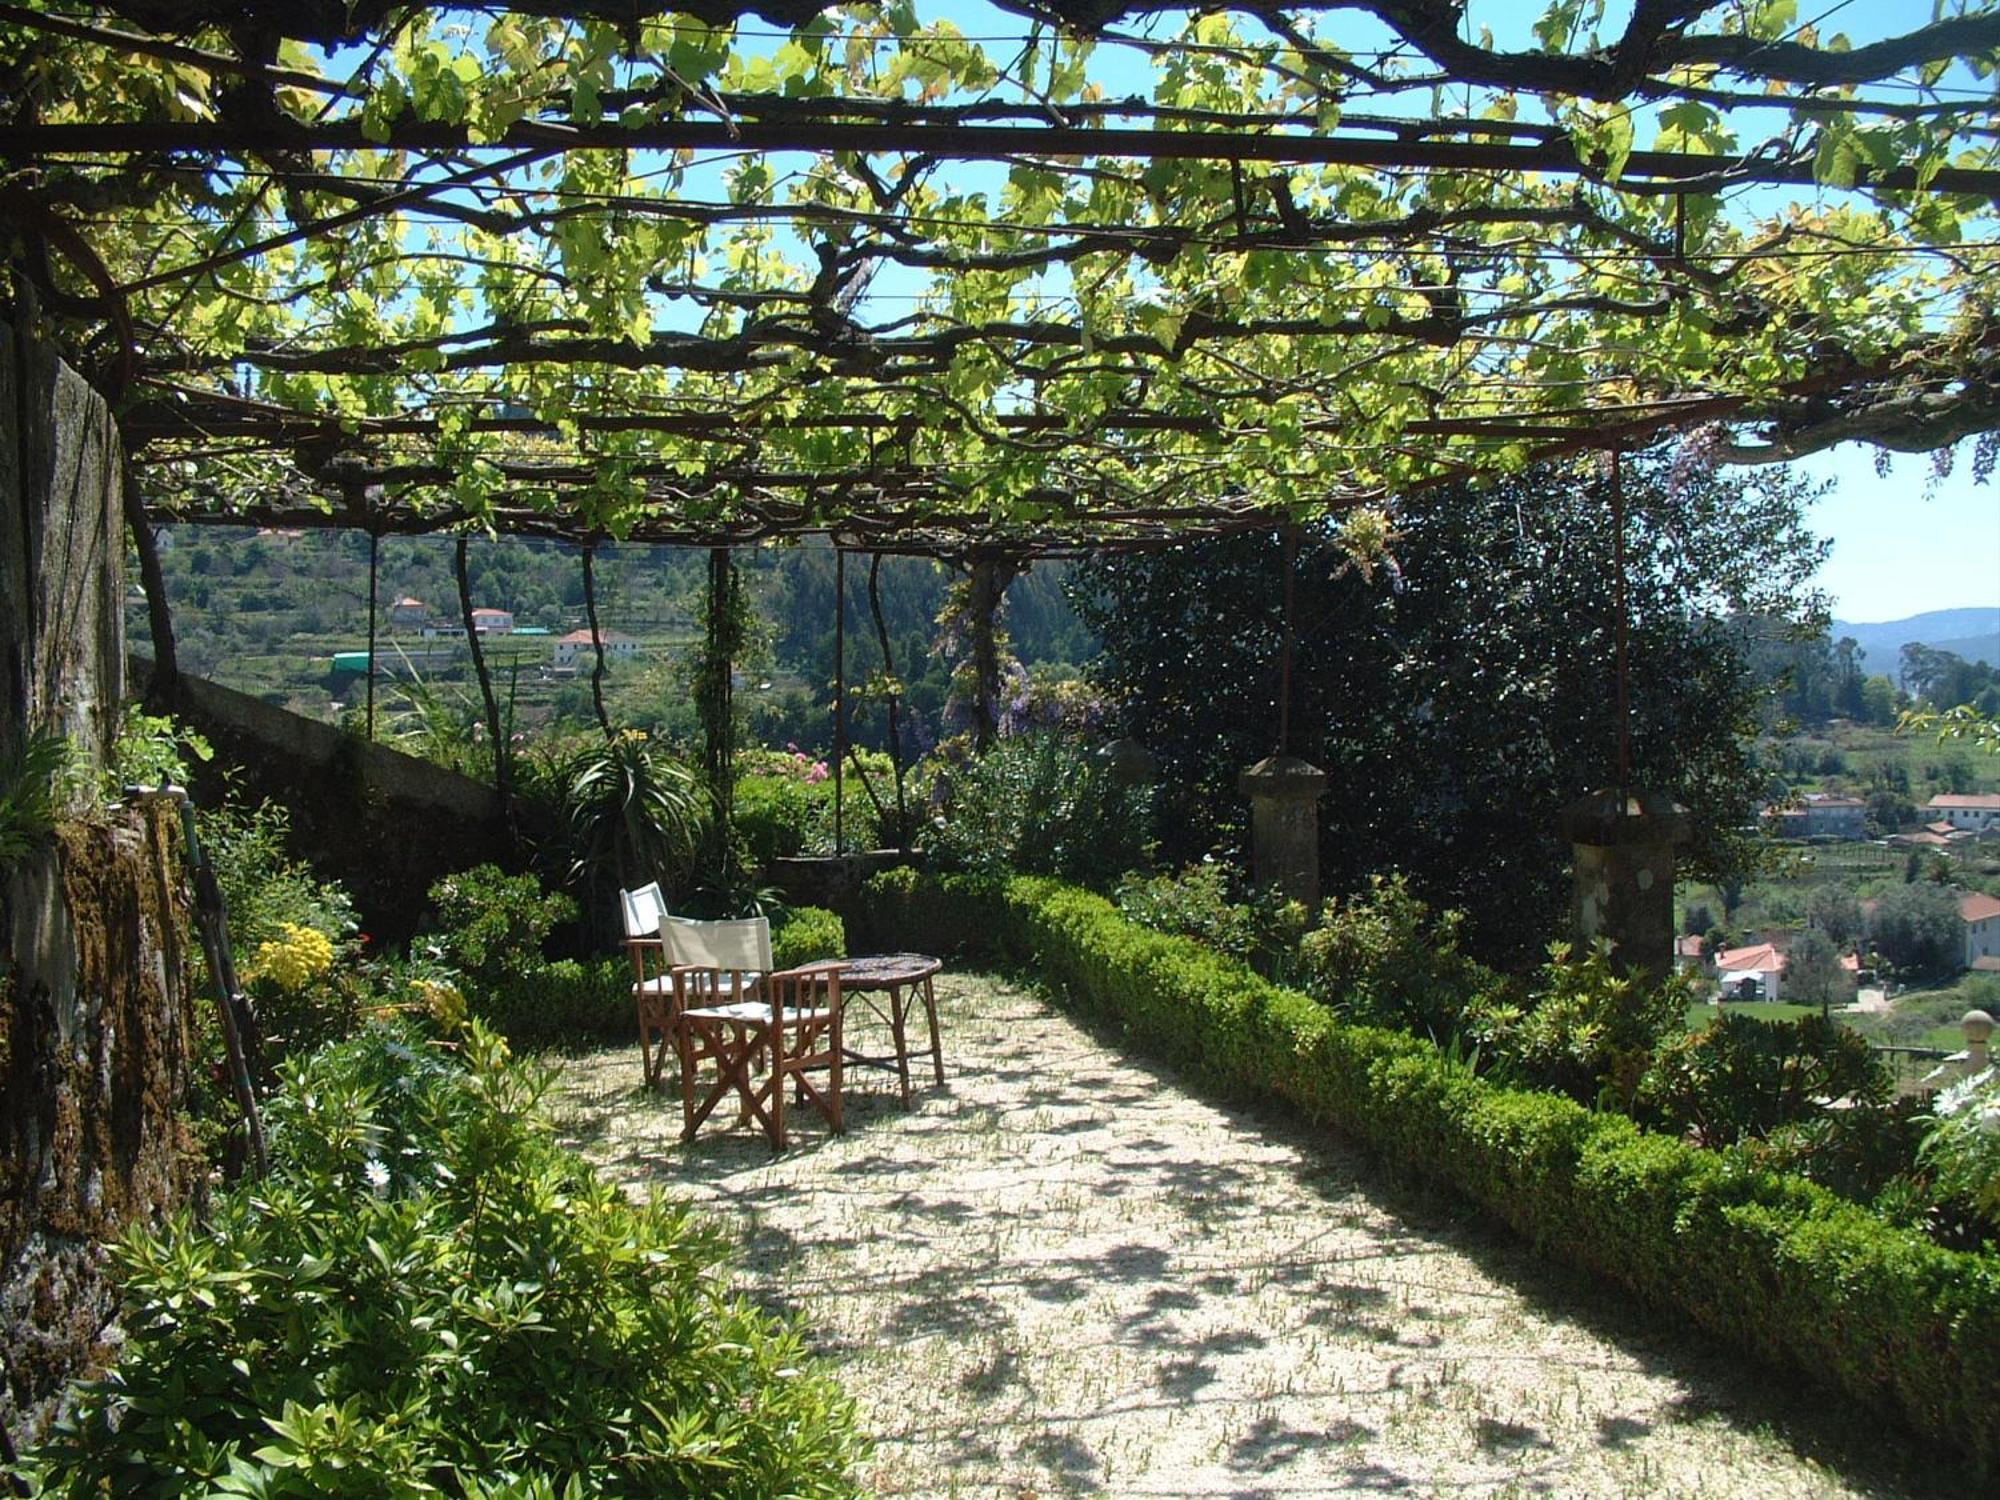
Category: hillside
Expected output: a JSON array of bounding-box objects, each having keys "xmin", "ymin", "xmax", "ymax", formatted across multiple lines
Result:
[
  {"xmin": 129, "ymin": 527, "xmax": 1093, "ymax": 756},
  {"xmin": 1832, "ymin": 607, "xmax": 2000, "ymax": 671}
]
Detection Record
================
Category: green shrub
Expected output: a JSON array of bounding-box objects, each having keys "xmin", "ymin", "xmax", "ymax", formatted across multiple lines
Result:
[
  {"xmin": 735, "ymin": 768, "xmax": 815, "ymax": 865},
  {"xmin": 774, "ymin": 906, "xmax": 846, "ymax": 970},
  {"xmin": 425, "ymin": 863, "xmax": 577, "ymax": 986},
  {"xmin": 1921, "ymin": 1067, "xmax": 2000, "ymax": 1235},
  {"xmin": 475, "ymin": 957, "xmax": 632, "ymax": 1050},
  {"xmin": 23, "ymin": 1020, "xmax": 864, "ymax": 1497},
  {"xmin": 0, "ymin": 729, "xmax": 76, "ymax": 868},
  {"xmin": 1639, "ymin": 1012, "xmax": 1891, "ymax": 1146},
  {"xmin": 861, "ymin": 869, "xmax": 2000, "ymax": 1471},
  {"xmin": 106, "ymin": 703, "xmax": 212, "ymax": 798},
  {"xmin": 1296, "ymin": 874, "xmax": 1505, "ymax": 1040},
  {"xmin": 1115, "ymin": 861, "xmax": 1309, "ymax": 978},
  {"xmin": 199, "ymin": 798, "xmax": 358, "ymax": 957},
  {"xmin": 924, "ymin": 732, "xmax": 1151, "ymax": 889},
  {"xmin": 1471, "ymin": 942, "xmax": 1690, "ymax": 1109}
]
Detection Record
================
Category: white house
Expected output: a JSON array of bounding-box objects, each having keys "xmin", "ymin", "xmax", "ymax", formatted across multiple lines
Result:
[
  {"xmin": 1963, "ymin": 892, "xmax": 2000, "ymax": 971},
  {"xmin": 553, "ymin": 628, "xmax": 639, "ymax": 669},
  {"xmin": 1715, "ymin": 942, "xmax": 1784, "ymax": 1001},
  {"xmin": 1925, "ymin": 794, "xmax": 2000, "ymax": 834},
  {"xmin": 470, "ymin": 607, "xmax": 515, "ymax": 635},
  {"xmin": 1767, "ymin": 793, "xmax": 1868, "ymax": 840}
]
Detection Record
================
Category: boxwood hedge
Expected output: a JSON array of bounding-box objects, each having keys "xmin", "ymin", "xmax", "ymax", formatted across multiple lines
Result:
[{"xmin": 862, "ymin": 867, "xmax": 2000, "ymax": 1469}]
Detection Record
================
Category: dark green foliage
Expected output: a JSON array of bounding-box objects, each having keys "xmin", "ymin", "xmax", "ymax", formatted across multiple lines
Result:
[
  {"xmin": 1114, "ymin": 862, "xmax": 1308, "ymax": 977},
  {"xmin": 1469, "ymin": 943, "xmax": 1691, "ymax": 1108},
  {"xmin": 1784, "ymin": 926, "xmax": 1849, "ymax": 1011},
  {"xmin": 23, "ymin": 1021, "xmax": 864, "ymax": 1496},
  {"xmin": 425, "ymin": 863, "xmax": 577, "ymax": 986},
  {"xmin": 1805, "ymin": 883, "xmax": 1864, "ymax": 949},
  {"xmin": 198, "ymin": 798, "xmax": 358, "ymax": 956},
  {"xmin": 1072, "ymin": 452, "xmax": 1823, "ymax": 965},
  {"xmin": 1738, "ymin": 1093, "xmax": 1934, "ymax": 1211},
  {"xmin": 1872, "ymin": 880, "xmax": 1967, "ymax": 978},
  {"xmin": 860, "ymin": 870, "xmax": 2000, "ymax": 1470},
  {"xmin": 1640, "ymin": 1013, "xmax": 1890, "ymax": 1145},
  {"xmin": 476, "ymin": 958, "xmax": 633, "ymax": 1049},
  {"xmin": 925, "ymin": 732, "xmax": 1151, "ymax": 889},
  {"xmin": 773, "ymin": 906, "xmax": 846, "ymax": 970},
  {"xmin": 1295, "ymin": 874, "xmax": 1504, "ymax": 1039},
  {"xmin": 733, "ymin": 767, "xmax": 815, "ymax": 864},
  {"xmin": 0, "ymin": 728, "xmax": 75, "ymax": 867}
]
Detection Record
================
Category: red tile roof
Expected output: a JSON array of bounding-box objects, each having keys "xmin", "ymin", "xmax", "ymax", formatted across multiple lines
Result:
[
  {"xmin": 1929, "ymin": 794, "xmax": 2000, "ymax": 809},
  {"xmin": 1961, "ymin": 893, "xmax": 2000, "ymax": 924},
  {"xmin": 1716, "ymin": 943, "xmax": 1783, "ymax": 973}
]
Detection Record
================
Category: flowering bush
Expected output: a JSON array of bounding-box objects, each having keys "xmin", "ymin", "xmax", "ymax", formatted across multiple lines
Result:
[
  {"xmin": 24, "ymin": 1020, "xmax": 865, "ymax": 1496},
  {"xmin": 1922, "ymin": 1066, "xmax": 2000, "ymax": 1226},
  {"xmin": 248, "ymin": 921, "xmax": 335, "ymax": 991}
]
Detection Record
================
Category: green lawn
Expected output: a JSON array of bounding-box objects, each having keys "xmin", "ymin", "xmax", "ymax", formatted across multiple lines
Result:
[{"xmin": 1682, "ymin": 999, "xmax": 1820, "ymax": 1033}]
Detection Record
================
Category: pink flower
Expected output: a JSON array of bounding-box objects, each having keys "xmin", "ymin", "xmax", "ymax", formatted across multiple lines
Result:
[{"xmin": 804, "ymin": 762, "xmax": 830, "ymax": 785}]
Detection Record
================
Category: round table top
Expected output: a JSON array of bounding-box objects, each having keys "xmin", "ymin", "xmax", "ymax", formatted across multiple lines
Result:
[{"xmin": 836, "ymin": 953, "xmax": 942, "ymax": 987}]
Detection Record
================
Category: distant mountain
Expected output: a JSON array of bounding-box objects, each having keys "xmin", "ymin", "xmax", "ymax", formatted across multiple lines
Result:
[{"xmin": 1831, "ymin": 608, "xmax": 2000, "ymax": 672}]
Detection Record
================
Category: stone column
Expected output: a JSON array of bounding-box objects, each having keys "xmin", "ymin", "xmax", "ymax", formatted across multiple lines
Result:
[
  {"xmin": 1238, "ymin": 755, "xmax": 1327, "ymax": 910},
  {"xmin": 1558, "ymin": 789, "xmax": 1690, "ymax": 981}
]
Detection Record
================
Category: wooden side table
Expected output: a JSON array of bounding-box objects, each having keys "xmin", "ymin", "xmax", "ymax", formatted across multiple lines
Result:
[{"xmin": 835, "ymin": 953, "xmax": 944, "ymax": 1104}]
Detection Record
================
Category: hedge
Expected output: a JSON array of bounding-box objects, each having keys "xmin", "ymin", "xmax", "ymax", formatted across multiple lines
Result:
[
  {"xmin": 862, "ymin": 867, "xmax": 2000, "ymax": 1470},
  {"xmin": 469, "ymin": 906, "xmax": 850, "ymax": 1050}
]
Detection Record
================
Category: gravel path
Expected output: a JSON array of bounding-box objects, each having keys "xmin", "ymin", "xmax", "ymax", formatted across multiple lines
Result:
[{"xmin": 547, "ymin": 973, "xmax": 1949, "ymax": 1498}]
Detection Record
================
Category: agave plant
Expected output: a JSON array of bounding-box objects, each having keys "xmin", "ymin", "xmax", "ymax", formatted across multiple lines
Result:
[{"xmin": 562, "ymin": 730, "xmax": 708, "ymax": 909}]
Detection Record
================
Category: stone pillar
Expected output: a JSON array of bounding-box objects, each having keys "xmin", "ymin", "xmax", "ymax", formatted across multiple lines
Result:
[
  {"xmin": 1962, "ymin": 1010, "xmax": 1993, "ymax": 1074},
  {"xmin": 1238, "ymin": 755, "xmax": 1327, "ymax": 910},
  {"xmin": 1558, "ymin": 788, "xmax": 1690, "ymax": 981},
  {"xmin": 3, "ymin": 314, "xmax": 197, "ymax": 1450}
]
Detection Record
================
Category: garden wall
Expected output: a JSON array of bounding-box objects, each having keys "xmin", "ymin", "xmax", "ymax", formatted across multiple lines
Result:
[
  {"xmin": 1, "ymin": 318, "xmax": 198, "ymax": 1450},
  {"xmin": 134, "ymin": 661, "xmax": 520, "ymax": 944},
  {"xmin": 862, "ymin": 869, "xmax": 2000, "ymax": 1471}
]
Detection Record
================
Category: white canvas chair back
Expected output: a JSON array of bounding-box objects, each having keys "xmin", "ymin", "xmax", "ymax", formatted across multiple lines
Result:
[
  {"xmin": 620, "ymin": 882, "xmax": 669, "ymax": 940},
  {"xmin": 661, "ymin": 914, "xmax": 772, "ymax": 974}
]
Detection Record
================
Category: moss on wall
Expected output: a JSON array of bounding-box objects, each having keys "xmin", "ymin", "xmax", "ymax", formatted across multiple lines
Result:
[{"xmin": 1, "ymin": 807, "xmax": 199, "ymax": 1449}]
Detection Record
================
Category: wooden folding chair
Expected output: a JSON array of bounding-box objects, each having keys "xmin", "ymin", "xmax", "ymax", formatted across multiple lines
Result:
[
  {"xmin": 668, "ymin": 917, "xmax": 842, "ymax": 1149},
  {"xmin": 620, "ymin": 883, "xmax": 675, "ymax": 1087}
]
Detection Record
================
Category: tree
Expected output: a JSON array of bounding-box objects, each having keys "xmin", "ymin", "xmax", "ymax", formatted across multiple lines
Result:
[
  {"xmin": 1871, "ymin": 882, "xmax": 1965, "ymax": 979},
  {"xmin": 1072, "ymin": 447, "xmax": 1824, "ymax": 966},
  {"xmin": 1785, "ymin": 928, "xmax": 1850, "ymax": 1018},
  {"xmin": 1806, "ymin": 884, "xmax": 1864, "ymax": 951}
]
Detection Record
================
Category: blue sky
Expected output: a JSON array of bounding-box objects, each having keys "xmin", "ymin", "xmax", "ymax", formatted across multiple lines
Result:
[{"xmin": 1799, "ymin": 443, "xmax": 2000, "ymax": 623}]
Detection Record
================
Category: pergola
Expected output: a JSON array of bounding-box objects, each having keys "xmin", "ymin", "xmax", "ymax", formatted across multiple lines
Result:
[{"xmin": 5, "ymin": 0, "xmax": 1997, "ymax": 812}]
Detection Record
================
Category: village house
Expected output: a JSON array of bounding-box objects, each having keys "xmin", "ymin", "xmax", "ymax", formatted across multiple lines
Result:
[
  {"xmin": 552, "ymin": 627, "xmax": 640, "ymax": 671},
  {"xmin": 389, "ymin": 596, "xmax": 428, "ymax": 627},
  {"xmin": 1766, "ymin": 792, "xmax": 1868, "ymax": 840},
  {"xmin": 471, "ymin": 607, "xmax": 515, "ymax": 635},
  {"xmin": 1925, "ymin": 793, "xmax": 2000, "ymax": 834},
  {"xmin": 1963, "ymin": 891, "xmax": 2000, "ymax": 972},
  {"xmin": 1715, "ymin": 942, "xmax": 1785, "ymax": 1000}
]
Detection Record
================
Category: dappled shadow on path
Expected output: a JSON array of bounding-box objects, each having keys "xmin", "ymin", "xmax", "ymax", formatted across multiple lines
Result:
[{"xmin": 548, "ymin": 973, "xmax": 1967, "ymax": 1499}]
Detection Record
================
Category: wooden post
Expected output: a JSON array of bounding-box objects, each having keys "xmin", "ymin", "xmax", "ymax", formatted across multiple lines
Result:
[
  {"xmin": 834, "ymin": 548, "xmax": 847, "ymax": 855},
  {"xmin": 868, "ymin": 551, "xmax": 908, "ymax": 847},
  {"xmin": 456, "ymin": 535, "xmax": 508, "ymax": 812},
  {"xmin": 364, "ymin": 527, "xmax": 379, "ymax": 740},
  {"xmin": 122, "ymin": 458, "xmax": 178, "ymax": 708},
  {"xmin": 704, "ymin": 545, "xmax": 736, "ymax": 834},
  {"xmin": 967, "ymin": 554, "xmax": 1019, "ymax": 751},
  {"xmin": 581, "ymin": 542, "xmax": 611, "ymax": 737}
]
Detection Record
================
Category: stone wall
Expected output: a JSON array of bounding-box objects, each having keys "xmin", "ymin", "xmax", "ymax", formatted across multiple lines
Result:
[
  {"xmin": 135, "ymin": 660, "xmax": 522, "ymax": 945},
  {"xmin": 1, "ymin": 316, "xmax": 199, "ymax": 1450},
  {"xmin": 1, "ymin": 810, "xmax": 198, "ymax": 1448}
]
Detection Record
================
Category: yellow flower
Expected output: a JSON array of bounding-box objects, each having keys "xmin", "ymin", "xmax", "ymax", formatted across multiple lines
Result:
[
  {"xmin": 250, "ymin": 922, "xmax": 335, "ymax": 991},
  {"xmin": 414, "ymin": 977, "xmax": 468, "ymax": 1033}
]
